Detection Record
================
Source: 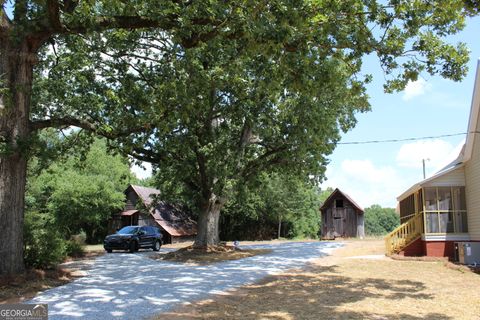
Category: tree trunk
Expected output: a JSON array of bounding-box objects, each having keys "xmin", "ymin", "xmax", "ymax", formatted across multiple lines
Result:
[
  {"xmin": 278, "ymin": 214, "xmax": 282, "ymax": 239},
  {"xmin": 0, "ymin": 37, "xmax": 36, "ymax": 275},
  {"xmin": 193, "ymin": 194, "xmax": 225, "ymax": 247}
]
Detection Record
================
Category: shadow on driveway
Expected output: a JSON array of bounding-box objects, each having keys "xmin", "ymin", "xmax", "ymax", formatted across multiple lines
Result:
[{"xmin": 29, "ymin": 241, "xmax": 341, "ymax": 320}]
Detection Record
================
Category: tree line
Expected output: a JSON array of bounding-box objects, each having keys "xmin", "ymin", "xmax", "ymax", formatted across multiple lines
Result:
[{"xmin": 23, "ymin": 138, "xmax": 398, "ymax": 269}]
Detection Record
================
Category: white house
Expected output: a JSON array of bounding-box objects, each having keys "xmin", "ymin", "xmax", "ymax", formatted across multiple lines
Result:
[{"xmin": 385, "ymin": 60, "xmax": 480, "ymax": 261}]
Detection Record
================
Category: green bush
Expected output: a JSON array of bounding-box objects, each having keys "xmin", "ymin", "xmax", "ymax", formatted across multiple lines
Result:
[
  {"xmin": 70, "ymin": 231, "xmax": 86, "ymax": 245},
  {"xmin": 364, "ymin": 205, "xmax": 400, "ymax": 236},
  {"xmin": 65, "ymin": 239, "xmax": 85, "ymax": 257},
  {"xmin": 24, "ymin": 211, "xmax": 67, "ymax": 269}
]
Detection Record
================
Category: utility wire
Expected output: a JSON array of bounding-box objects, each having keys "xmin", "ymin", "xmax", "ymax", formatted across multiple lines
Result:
[{"xmin": 337, "ymin": 131, "xmax": 480, "ymax": 145}]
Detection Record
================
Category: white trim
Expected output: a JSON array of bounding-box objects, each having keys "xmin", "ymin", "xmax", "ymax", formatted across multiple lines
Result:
[
  {"xmin": 397, "ymin": 165, "xmax": 465, "ymax": 201},
  {"xmin": 422, "ymin": 234, "xmax": 471, "ymax": 241},
  {"xmin": 463, "ymin": 59, "xmax": 480, "ymax": 163}
]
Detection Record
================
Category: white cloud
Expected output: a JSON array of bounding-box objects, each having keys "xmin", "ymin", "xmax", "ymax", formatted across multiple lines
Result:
[
  {"xmin": 321, "ymin": 139, "xmax": 466, "ymax": 209},
  {"xmin": 395, "ymin": 139, "xmax": 458, "ymax": 172},
  {"xmin": 402, "ymin": 78, "xmax": 431, "ymax": 101},
  {"xmin": 321, "ymin": 159, "xmax": 409, "ymax": 208},
  {"xmin": 131, "ymin": 162, "xmax": 153, "ymax": 180}
]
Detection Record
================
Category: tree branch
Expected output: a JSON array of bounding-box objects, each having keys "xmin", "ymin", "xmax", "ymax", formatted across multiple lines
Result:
[
  {"xmin": 29, "ymin": 117, "xmax": 149, "ymax": 138},
  {"xmin": 60, "ymin": 0, "xmax": 79, "ymax": 14},
  {"xmin": 0, "ymin": 3, "xmax": 12, "ymax": 32},
  {"xmin": 30, "ymin": 117, "xmax": 96, "ymax": 131},
  {"xmin": 130, "ymin": 147, "xmax": 162, "ymax": 163},
  {"xmin": 240, "ymin": 145, "xmax": 289, "ymax": 178},
  {"xmin": 46, "ymin": 0, "xmax": 62, "ymax": 30}
]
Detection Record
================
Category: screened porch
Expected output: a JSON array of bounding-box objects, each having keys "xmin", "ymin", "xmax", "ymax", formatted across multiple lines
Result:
[{"xmin": 399, "ymin": 186, "xmax": 468, "ymax": 235}]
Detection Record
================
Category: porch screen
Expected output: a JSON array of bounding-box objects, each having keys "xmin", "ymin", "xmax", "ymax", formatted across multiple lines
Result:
[{"xmin": 423, "ymin": 187, "xmax": 467, "ymax": 234}]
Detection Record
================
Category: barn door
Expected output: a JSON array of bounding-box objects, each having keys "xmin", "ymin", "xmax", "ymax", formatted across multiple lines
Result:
[{"xmin": 333, "ymin": 208, "xmax": 345, "ymax": 237}]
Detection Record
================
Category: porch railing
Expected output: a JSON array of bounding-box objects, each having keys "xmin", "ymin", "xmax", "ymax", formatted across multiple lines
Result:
[{"xmin": 385, "ymin": 212, "xmax": 423, "ymax": 255}]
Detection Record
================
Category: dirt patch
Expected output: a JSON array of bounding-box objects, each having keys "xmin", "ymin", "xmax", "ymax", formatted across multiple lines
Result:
[
  {"xmin": 156, "ymin": 239, "xmax": 480, "ymax": 320},
  {"xmin": 151, "ymin": 246, "xmax": 272, "ymax": 265},
  {"xmin": 0, "ymin": 269, "xmax": 76, "ymax": 304}
]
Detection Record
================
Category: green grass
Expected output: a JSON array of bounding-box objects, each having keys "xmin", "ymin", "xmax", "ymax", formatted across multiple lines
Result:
[{"xmin": 83, "ymin": 244, "xmax": 104, "ymax": 252}]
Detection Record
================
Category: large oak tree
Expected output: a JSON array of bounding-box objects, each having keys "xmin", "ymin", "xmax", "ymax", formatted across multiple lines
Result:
[{"xmin": 0, "ymin": 0, "xmax": 475, "ymax": 274}]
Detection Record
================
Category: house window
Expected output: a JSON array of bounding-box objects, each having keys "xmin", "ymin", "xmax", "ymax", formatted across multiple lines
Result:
[{"xmin": 422, "ymin": 187, "xmax": 467, "ymax": 234}]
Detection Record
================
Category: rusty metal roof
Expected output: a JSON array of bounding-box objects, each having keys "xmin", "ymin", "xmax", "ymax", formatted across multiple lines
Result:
[
  {"xmin": 151, "ymin": 202, "xmax": 197, "ymax": 236},
  {"xmin": 130, "ymin": 185, "xmax": 160, "ymax": 206},
  {"xmin": 128, "ymin": 184, "xmax": 197, "ymax": 237}
]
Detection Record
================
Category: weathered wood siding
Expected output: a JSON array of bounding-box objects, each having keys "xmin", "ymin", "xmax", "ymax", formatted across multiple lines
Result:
[
  {"xmin": 321, "ymin": 194, "xmax": 364, "ymax": 238},
  {"xmin": 356, "ymin": 214, "xmax": 365, "ymax": 238},
  {"xmin": 466, "ymin": 131, "xmax": 480, "ymax": 240},
  {"xmin": 125, "ymin": 188, "xmax": 139, "ymax": 210},
  {"xmin": 137, "ymin": 212, "xmax": 156, "ymax": 226}
]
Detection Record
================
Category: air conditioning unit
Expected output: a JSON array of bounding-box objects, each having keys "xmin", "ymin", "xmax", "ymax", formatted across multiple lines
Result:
[{"xmin": 455, "ymin": 242, "xmax": 480, "ymax": 265}]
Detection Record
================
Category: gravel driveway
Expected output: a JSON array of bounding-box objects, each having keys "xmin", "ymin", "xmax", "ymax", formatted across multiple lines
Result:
[{"xmin": 29, "ymin": 241, "xmax": 341, "ymax": 320}]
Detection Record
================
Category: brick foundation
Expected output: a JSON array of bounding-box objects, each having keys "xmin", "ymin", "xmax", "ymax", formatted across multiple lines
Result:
[
  {"xmin": 424, "ymin": 241, "xmax": 456, "ymax": 260},
  {"xmin": 399, "ymin": 239, "xmax": 480, "ymax": 260},
  {"xmin": 399, "ymin": 237, "xmax": 424, "ymax": 256}
]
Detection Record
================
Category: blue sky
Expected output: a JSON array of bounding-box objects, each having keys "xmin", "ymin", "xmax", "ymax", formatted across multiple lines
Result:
[{"xmin": 320, "ymin": 16, "xmax": 480, "ymax": 208}]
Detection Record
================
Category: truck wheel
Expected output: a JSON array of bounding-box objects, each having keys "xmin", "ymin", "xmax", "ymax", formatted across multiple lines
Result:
[
  {"xmin": 129, "ymin": 241, "xmax": 137, "ymax": 253},
  {"xmin": 153, "ymin": 240, "xmax": 161, "ymax": 251}
]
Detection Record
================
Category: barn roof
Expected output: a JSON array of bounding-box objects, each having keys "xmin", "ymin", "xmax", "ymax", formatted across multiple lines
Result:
[
  {"xmin": 152, "ymin": 202, "xmax": 197, "ymax": 236},
  {"xmin": 120, "ymin": 209, "xmax": 139, "ymax": 216},
  {"xmin": 320, "ymin": 188, "xmax": 364, "ymax": 213},
  {"xmin": 128, "ymin": 184, "xmax": 197, "ymax": 236},
  {"xmin": 130, "ymin": 185, "xmax": 160, "ymax": 206}
]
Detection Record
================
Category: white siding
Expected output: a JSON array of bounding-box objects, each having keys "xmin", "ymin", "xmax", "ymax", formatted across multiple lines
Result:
[
  {"xmin": 423, "ymin": 167, "xmax": 465, "ymax": 187},
  {"xmin": 466, "ymin": 130, "xmax": 480, "ymax": 240}
]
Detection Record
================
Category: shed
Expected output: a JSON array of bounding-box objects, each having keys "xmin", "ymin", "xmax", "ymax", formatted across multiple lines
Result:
[
  {"xmin": 109, "ymin": 185, "xmax": 197, "ymax": 244},
  {"xmin": 320, "ymin": 188, "xmax": 364, "ymax": 239}
]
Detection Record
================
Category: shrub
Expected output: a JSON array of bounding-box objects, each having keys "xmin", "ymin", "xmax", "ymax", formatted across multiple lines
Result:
[
  {"xmin": 65, "ymin": 240, "xmax": 85, "ymax": 258},
  {"xmin": 24, "ymin": 211, "xmax": 67, "ymax": 269}
]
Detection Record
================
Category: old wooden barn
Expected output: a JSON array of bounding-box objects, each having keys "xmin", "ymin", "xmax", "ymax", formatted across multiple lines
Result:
[
  {"xmin": 109, "ymin": 185, "xmax": 197, "ymax": 244},
  {"xmin": 320, "ymin": 188, "xmax": 365, "ymax": 239}
]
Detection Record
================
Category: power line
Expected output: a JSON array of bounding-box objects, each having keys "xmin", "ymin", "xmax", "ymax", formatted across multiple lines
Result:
[{"xmin": 337, "ymin": 132, "xmax": 480, "ymax": 145}]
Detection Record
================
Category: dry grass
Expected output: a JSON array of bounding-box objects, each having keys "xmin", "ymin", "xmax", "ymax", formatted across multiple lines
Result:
[
  {"xmin": 152, "ymin": 246, "xmax": 272, "ymax": 265},
  {"xmin": 1, "ymin": 246, "xmax": 103, "ymax": 304},
  {"xmin": 157, "ymin": 240, "xmax": 480, "ymax": 320},
  {"xmin": 0, "ymin": 269, "xmax": 74, "ymax": 304}
]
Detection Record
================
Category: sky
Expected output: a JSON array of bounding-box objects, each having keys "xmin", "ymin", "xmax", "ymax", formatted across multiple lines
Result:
[
  {"xmin": 319, "ymin": 16, "xmax": 480, "ymax": 208},
  {"xmin": 133, "ymin": 16, "xmax": 480, "ymax": 209}
]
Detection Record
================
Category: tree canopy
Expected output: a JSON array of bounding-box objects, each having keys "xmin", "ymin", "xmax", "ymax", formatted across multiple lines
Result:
[
  {"xmin": 26, "ymin": 138, "xmax": 135, "ymax": 242},
  {"xmin": 220, "ymin": 173, "xmax": 324, "ymax": 240},
  {"xmin": 30, "ymin": 1, "xmax": 475, "ymax": 246},
  {"xmin": 0, "ymin": 0, "xmax": 477, "ymax": 273},
  {"xmin": 364, "ymin": 204, "xmax": 400, "ymax": 235}
]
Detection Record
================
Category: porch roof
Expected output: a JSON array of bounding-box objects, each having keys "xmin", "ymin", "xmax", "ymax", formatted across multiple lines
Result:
[
  {"xmin": 397, "ymin": 163, "xmax": 465, "ymax": 202},
  {"xmin": 120, "ymin": 209, "xmax": 139, "ymax": 216}
]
